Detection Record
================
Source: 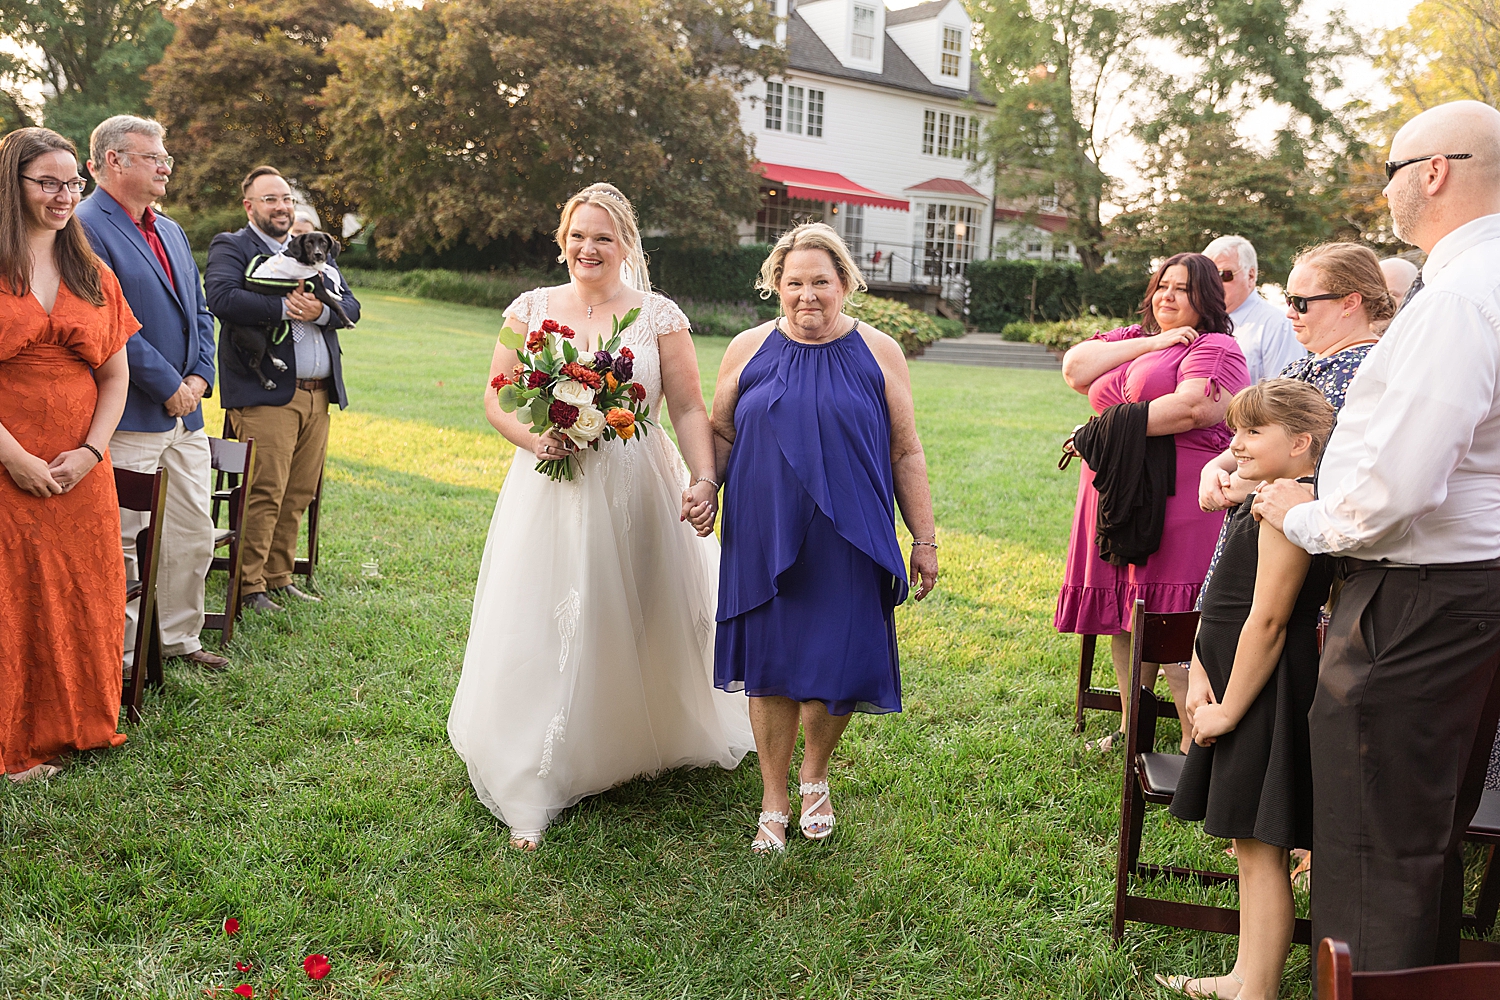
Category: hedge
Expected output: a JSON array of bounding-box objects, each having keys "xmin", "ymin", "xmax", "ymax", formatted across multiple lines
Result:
[
  {"xmin": 967, "ymin": 259, "xmax": 1146, "ymax": 332},
  {"xmin": 1000, "ymin": 317, "xmax": 1134, "ymax": 353},
  {"xmin": 648, "ymin": 239, "xmax": 770, "ymax": 303}
]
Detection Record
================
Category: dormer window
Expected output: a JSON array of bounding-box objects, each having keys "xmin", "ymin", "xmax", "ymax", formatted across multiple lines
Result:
[
  {"xmin": 852, "ymin": 5, "xmax": 877, "ymax": 61},
  {"xmin": 941, "ymin": 26, "xmax": 963, "ymax": 77}
]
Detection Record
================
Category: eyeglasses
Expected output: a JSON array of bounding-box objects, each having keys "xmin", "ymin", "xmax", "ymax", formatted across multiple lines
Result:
[
  {"xmin": 252, "ymin": 195, "xmax": 296, "ymax": 207},
  {"xmin": 1384, "ymin": 152, "xmax": 1471, "ymax": 180},
  {"xmin": 22, "ymin": 175, "xmax": 86, "ymax": 195},
  {"xmin": 1219, "ymin": 269, "xmax": 1235, "ymax": 283},
  {"xmin": 116, "ymin": 150, "xmax": 174, "ymax": 169},
  {"xmin": 1286, "ymin": 292, "xmax": 1345, "ymax": 314}
]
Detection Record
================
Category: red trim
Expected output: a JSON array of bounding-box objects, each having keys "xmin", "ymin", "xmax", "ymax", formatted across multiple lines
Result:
[
  {"xmin": 905, "ymin": 176, "xmax": 986, "ymax": 198},
  {"xmin": 757, "ymin": 162, "xmax": 909, "ymax": 211},
  {"xmin": 994, "ymin": 206, "xmax": 1069, "ymax": 234}
]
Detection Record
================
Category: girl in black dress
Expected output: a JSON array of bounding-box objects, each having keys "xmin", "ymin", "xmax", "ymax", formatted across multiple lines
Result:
[{"xmin": 1157, "ymin": 379, "xmax": 1336, "ymax": 1000}]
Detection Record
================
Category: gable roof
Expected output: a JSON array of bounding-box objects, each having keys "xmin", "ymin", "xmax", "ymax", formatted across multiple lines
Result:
[
  {"xmin": 786, "ymin": 11, "xmax": 993, "ymax": 105},
  {"xmin": 885, "ymin": 0, "xmax": 951, "ymax": 26},
  {"xmin": 905, "ymin": 177, "xmax": 986, "ymax": 198}
]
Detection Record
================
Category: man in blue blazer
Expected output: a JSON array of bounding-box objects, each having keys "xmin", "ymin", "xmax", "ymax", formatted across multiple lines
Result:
[
  {"xmin": 78, "ymin": 115, "xmax": 228, "ymax": 671},
  {"xmin": 204, "ymin": 165, "xmax": 360, "ymax": 613}
]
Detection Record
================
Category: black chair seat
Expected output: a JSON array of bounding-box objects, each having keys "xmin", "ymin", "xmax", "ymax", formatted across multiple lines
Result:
[
  {"xmin": 1472, "ymin": 788, "xmax": 1500, "ymax": 839},
  {"xmin": 1140, "ymin": 751, "xmax": 1184, "ymax": 798}
]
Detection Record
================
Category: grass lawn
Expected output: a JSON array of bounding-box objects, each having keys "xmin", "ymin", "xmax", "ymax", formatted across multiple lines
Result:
[{"xmin": 2, "ymin": 289, "xmax": 1493, "ymax": 998}]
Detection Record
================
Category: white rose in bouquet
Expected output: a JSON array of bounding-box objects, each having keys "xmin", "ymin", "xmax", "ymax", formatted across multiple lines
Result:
[
  {"xmin": 552, "ymin": 379, "xmax": 596, "ymax": 407},
  {"xmin": 564, "ymin": 404, "xmax": 607, "ymax": 447}
]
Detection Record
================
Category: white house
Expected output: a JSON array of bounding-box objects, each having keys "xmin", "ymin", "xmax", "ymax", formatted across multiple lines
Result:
[{"xmin": 736, "ymin": 0, "xmax": 996, "ymax": 309}]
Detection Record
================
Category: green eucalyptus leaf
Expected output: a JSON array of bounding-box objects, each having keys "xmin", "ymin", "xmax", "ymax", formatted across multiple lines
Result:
[
  {"xmin": 498, "ymin": 327, "xmax": 525, "ymax": 351},
  {"xmin": 496, "ymin": 384, "xmax": 519, "ymax": 412}
]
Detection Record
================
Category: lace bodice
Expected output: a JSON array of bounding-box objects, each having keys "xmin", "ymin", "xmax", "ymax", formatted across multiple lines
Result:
[{"xmin": 503, "ymin": 287, "xmax": 689, "ymax": 413}]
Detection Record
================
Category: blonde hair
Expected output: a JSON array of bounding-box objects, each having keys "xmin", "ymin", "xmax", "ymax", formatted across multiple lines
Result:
[
  {"xmin": 1226, "ymin": 378, "xmax": 1337, "ymax": 463},
  {"xmin": 755, "ymin": 222, "xmax": 868, "ymax": 299},
  {"xmin": 1294, "ymin": 242, "xmax": 1398, "ymax": 324},
  {"xmin": 555, "ymin": 182, "xmax": 650, "ymax": 292}
]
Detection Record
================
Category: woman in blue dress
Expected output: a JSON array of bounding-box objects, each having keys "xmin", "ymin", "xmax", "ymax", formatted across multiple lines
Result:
[{"xmin": 705, "ymin": 223, "xmax": 939, "ymax": 853}]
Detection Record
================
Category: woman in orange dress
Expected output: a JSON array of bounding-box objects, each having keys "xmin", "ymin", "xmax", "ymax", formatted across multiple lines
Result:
[{"xmin": 0, "ymin": 127, "xmax": 139, "ymax": 783}]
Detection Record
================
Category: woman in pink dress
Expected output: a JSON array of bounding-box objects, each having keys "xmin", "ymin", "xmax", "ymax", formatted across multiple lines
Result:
[{"xmin": 1056, "ymin": 252, "xmax": 1248, "ymax": 751}]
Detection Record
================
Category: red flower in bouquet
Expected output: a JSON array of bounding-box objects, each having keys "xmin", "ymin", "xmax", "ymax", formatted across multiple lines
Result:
[
  {"xmin": 620, "ymin": 346, "xmax": 634, "ymax": 360},
  {"xmin": 558, "ymin": 325, "xmax": 576, "ymax": 339},
  {"xmin": 560, "ymin": 362, "xmax": 602, "ymax": 390},
  {"xmin": 490, "ymin": 373, "xmax": 514, "ymax": 390},
  {"xmin": 303, "ymin": 954, "xmax": 332, "ymax": 980},
  {"xmin": 541, "ymin": 319, "xmax": 561, "ymax": 334},
  {"xmin": 629, "ymin": 382, "xmax": 647, "ymax": 402},
  {"xmin": 549, "ymin": 400, "xmax": 580, "ymax": 428},
  {"xmin": 526, "ymin": 330, "xmax": 545, "ymax": 353},
  {"xmin": 526, "ymin": 370, "xmax": 550, "ymax": 389}
]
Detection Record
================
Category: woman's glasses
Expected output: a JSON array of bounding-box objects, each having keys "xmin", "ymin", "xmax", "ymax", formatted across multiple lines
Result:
[
  {"xmin": 22, "ymin": 176, "xmax": 86, "ymax": 195},
  {"xmin": 1286, "ymin": 292, "xmax": 1344, "ymax": 314}
]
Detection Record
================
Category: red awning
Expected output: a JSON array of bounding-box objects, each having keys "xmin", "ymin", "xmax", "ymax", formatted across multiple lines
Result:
[{"xmin": 756, "ymin": 163, "xmax": 909, "ymax": 211}]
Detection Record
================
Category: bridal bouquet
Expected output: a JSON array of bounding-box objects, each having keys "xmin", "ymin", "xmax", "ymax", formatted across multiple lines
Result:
[{"xmin": 491, "ymin": 308, "xmax": 655, "ymax": 481}]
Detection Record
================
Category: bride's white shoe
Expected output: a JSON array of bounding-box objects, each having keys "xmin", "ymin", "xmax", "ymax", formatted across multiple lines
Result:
[
  {"xmin": 752, "ymin": 810, "xmax": 789, "ymax": 853},
  {"xmin": 798, "ymin": 780, "xmax": 836, "ymax": 840}
]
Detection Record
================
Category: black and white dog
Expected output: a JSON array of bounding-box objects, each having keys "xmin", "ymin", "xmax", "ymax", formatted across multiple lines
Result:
[{"xmin": 227, "ymin": 232, "xmax": 353, "ymax": 391}]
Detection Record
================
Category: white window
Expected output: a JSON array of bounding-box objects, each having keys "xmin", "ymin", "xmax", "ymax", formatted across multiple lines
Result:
[
  {"xmin": 922, "ymin": 110, "xmax": 935, "ymax": 155},
  {"xmin": 941, "ymin": 26, "xmax": 963, "ymax": 77},
  {"xmin": 925, "ymin": 108, "xmax": 977, "ymax": 157},
  {"xmin": 967, "ymin": 117, "xmax": 979, "ymax": 161},
  {"xmin": 852, "ymin": 5, "xmax": 877, "ymax": 60},
  {"xmin": 787, "ymin": 86, "xmax": 804, "ymax": 134},
  {"xmin": 952, "ymin": 114, "xmax": 967, "ymax": 157},
  {"xmin": 1038, "ymin": 195, "xmax": 1058, "ymax": 212},
  {"xmin": 1026, "ymin": 241, "xmax": 1044, "ymax": 255},
  {"xmin": 765, "ymin": 82, "xmax": 783, "ymax": 131},
  {"xmin": 924, "ymin": 203, "xmax": 980, "ymax": 277},
  {"xmin": 937, "ymin": 112, "xmax": 951, "ymax": 157},
  {"xmin": 806, "ymin": 88, "xmax": 824, "ymax": 137},
  {"xmin": 841, "ymin": 203, "xmax": 864, "ymax": 254}
]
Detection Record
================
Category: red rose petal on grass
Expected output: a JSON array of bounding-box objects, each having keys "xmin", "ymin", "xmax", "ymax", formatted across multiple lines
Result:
[
  {"xmin": 303, "ymin": 954, "xmax": 332, "ymax": 980},
  {"xmin": 235, "ymin": 961, "xmax": 252, "ymax": 973},
  {"xmin": 232, "ymin": 986, "xmax": 253, "ymax": 998},
  {"xmin": 223, "ymin": 918, "xmax": 240, "ymax": 935}
]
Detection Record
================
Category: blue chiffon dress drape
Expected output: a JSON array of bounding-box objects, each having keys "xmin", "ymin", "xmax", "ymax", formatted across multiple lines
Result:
[{"xmin": 714, "ymin": 324, "xmax": 909, "ymax": 716}]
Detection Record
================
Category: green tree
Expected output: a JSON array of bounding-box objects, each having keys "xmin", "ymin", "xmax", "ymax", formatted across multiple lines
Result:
[
  {"xmin": 0, "ymin": 0, "xmax": 174, "ymax": 151},
  {"xmin": 1112, "ymin": 0, "xmax": 1354, "ymax": 277},
  {"xmin": 970, "ymin": 0, "xmax": 1143, "ymax": 271},
  {"xmin": 147, "ymin": 0, "xmax": 387, "ymax": 228},
  {"xmin": 319, "ymin": 0, "xmax": 781, "ymax": 259},
  {"xmin": 1377, "ymin": 0, "xmax": 1500, "ymax": 119}
]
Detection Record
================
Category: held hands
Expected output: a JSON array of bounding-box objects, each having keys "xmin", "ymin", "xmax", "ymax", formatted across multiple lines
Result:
[
  {"xmin": 1250, "ymin": 478, "xmax": 1316, "ymax": 531},
  {"xmin": 47, "ymin": 448, "xmax": 101, "ymax": 492},
  {"xmin": 680, "ymin": 480, "xmax": 717, "ymax": 537},
  {"xmin": 909, "ymin": 544, "xmax": 938, "ymax": 601},
  {"xmin": 1147, "ymin": 326, "xmax": 1198, "ymax": 352},
  {"xmin": 164, "ymin": 375, "xmax": 209, "ymax": 419},
  {"xmin": 4, "ymin": 449, "xmax": 65, "ymax": 497},
  {"xmin": 1184, "ymin": 659, "xmax": 1215, "ymax": 738}
]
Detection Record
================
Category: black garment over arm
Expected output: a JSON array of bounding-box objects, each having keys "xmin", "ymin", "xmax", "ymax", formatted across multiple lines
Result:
[{"xmin": 1071, "ymin": 400, "xmax": 1177, "ymax": 567}]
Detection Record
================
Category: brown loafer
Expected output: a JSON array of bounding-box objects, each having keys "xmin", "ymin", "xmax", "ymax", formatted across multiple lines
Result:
[
  {"xmin": 176, "ymin": 649, "xmax": 230, "ymax": 671},
  {"xmin": 270, "ymin": 584, "xmax": 322, "ymax": 603}
]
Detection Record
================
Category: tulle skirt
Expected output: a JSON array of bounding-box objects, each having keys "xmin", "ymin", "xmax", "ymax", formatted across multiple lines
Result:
[{"xmin": 447, "ymin": 431, "xmax": 754, "ymax": 839}]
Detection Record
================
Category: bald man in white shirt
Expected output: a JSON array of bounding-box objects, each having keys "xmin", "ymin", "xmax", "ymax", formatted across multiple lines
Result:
[{"xmin": 1255, "ymin": 100, "xmax": 1500, "ymax": 971}]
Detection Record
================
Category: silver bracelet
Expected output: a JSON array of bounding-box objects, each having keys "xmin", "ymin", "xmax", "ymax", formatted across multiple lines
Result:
[
  {"xmin": 911, "ymin": 539, "xmax": 938, "ymax": 549},
  {"xmin": 692, "ymin": 476, "xmax": 719, "ymax": 490}
]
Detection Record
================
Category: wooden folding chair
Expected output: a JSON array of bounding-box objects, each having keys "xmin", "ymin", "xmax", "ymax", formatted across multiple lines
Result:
[
  {"xmin": 221, "ymin": 412, "xmax": 322, "ymax": 583},
  {"xmin": 115, "ymin": 465, "xmax": 168, "ymax": 723},
  {"xmin": 203, "ymin": 436, "xmax": 256, "ymax": 644},
  {"xmin": 1074, "ymin": 634, "xmax": 1119, "ymax": 733},
  {"xmin": 1464, "ymin": 789, "xmax": 1500, "ymax": 936},
  {"xmin": 1111, "ymin": 598, "xmax": 1316, "ymax": 945},
  {"xmin": 1318, "ymin": 937, "xmax": 1500, "ymax": 999}
]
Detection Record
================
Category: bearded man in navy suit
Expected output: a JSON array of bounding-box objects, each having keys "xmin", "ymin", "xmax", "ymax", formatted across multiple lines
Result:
[{"xmin": 76, "ymin": 115, "xmax": 228, "ymax": 671}]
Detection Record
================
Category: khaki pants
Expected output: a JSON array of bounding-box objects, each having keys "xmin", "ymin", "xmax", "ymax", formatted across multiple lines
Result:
[
  {"xmin": 227, "ymin": 388, "xmax": 329, "ymax": 595},
  {"xmin": 111, "ymin": 421, "xmax": 214, "ymax": 659}
]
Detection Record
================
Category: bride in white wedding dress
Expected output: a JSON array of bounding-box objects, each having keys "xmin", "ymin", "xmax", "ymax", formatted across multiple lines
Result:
[{"xmin": 448, "ymin": 183, "xmax": 753, "ymax": 849}]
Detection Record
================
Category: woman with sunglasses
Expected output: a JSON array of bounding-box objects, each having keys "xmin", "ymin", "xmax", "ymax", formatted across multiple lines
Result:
[
  {"xmin": 1199, "ymin": 243, "xmax": 1394, "ymax": 518},
  {"xmin": 1057, "ymin": 253, "xmax": 1248, "ymax": 752}
]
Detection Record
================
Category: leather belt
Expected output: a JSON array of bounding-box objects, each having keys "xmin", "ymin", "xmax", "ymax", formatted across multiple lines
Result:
[
  {"xmin": 1341, "ymin": 556, "xmax": 1500, "ymax": 573},
  {"xmin": 295, "ymin": 377, "xmax": 332, "ymax": 392}
]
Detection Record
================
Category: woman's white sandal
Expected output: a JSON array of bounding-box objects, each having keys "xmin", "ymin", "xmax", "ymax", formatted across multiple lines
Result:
[
  {"xmin": 752, "ymin": 810, "xmax": 789, "ymax": 853},
  {"xmin": 798, "ymin": 780, "xmax": 836, "ymax": 840},
  {"xmin": 1153, "ymin": 971, "xmax": 1244, "ymax": 998}
]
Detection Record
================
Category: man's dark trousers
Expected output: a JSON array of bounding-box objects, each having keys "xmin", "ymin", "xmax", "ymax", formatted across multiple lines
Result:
[{"xmin": 1310, "ymin": 561, "xmax": 1500, "ymax": 970}]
